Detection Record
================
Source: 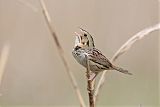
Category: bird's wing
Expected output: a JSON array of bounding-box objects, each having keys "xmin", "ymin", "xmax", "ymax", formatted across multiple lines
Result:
[{"xmin": 86, "ymin": 48, "xmax": 113, "ymax": 69}]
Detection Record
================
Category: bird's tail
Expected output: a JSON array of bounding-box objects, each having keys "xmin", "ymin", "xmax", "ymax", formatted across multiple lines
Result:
[{"xmin": 112, "ymin": 65, "xmax": 132, "ymax": 75}]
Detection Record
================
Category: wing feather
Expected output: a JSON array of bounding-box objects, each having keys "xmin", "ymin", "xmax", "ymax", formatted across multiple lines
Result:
[{"xmin": 86, "ymin": 48, "xmax": 113, "ymax": 69}]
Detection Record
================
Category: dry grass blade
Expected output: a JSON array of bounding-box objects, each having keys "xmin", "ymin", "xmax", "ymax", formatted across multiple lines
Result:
[
  {"xmin": 85, "ymin": 55, "xmax": 95, "ymax": 107},
  {"xmin": 0, "ymin": 44, "xmax": 10, "ymax": 87},
  {"xmin": 39, "ymin": 0, "xmax": 86, "ymax": 107},
  {"xmin": 95, "ymin": 23, "xmax": 160, "ymax": 102},
  {"xmin": 112, "ymin": 23, "xmax": 160, "ymax": 62}
]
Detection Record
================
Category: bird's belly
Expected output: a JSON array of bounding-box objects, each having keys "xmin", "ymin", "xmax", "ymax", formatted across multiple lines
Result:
[
  {"xmin": 72, "ymin": 51, "xmax": 87, "ymax": 67},
  {"xmin": 72, "ymin": 51, "xmax": 104, "ymax": 73}
]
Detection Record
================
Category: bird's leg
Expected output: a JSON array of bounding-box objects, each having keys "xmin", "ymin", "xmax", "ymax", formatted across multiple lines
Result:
[{"xmin": 89, "ymin": 72, "xmax": 98, "ymax": 81}]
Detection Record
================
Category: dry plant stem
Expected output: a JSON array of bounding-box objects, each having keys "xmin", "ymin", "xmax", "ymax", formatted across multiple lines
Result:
[
  {"xmin": 0, "ymin": 44, "xmax": 10, "ymax": 86},
  {"xmin": 85, "ymin": 55, "xmax": 95, "ymax": 107},
  {"xmin": 112, "ymin": 23, "xmax": 160, "ymax": 62},
  {"xmin": 39, "ymin": 0, "xmax": 86, "ymax": 107},
  {"xmin": 95, "ymin": 23, "xmax": 160, "ymax": 102}
]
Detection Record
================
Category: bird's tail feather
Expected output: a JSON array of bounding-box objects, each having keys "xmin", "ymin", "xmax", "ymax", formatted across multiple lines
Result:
[{"xmin": 112, "ymin": 65, "xmax": 132, "ymax": 75}]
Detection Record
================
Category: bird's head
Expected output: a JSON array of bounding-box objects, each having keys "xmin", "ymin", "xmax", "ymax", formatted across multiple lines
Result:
[{"xmin": 74, "ymin": 28, "xmax": 95, "ymax": 49}]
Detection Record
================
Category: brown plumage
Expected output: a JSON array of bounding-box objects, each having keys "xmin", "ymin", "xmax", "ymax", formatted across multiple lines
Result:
[{"xmin": 72, "ymin": 28, "xmax": 132, "ymax": 79}]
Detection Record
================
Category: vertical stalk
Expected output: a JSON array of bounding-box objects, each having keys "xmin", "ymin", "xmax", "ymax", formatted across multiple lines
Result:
[{"xmin": 85, "ymin": 55, "xmax": 95, "ymax": 107}]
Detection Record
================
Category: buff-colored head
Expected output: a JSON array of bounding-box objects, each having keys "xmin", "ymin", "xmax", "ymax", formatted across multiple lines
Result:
[{"xmin": 74, "ymin": 28, "xmax": 95, "ymax": 49}]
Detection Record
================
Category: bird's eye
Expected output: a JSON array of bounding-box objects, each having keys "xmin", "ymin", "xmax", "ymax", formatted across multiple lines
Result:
[
  {"xmin": 82, "ymin": 42, "xmax": 85, "ymax": 45},
  {"xmin": 84, "ymin": 33, "xmax": 87, "ymax": 37}
]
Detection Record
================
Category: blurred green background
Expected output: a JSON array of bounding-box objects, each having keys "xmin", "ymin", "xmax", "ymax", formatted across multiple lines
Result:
[{"xmin": 0, "ymin": 0, "xmax": 159, "ymax": 106}]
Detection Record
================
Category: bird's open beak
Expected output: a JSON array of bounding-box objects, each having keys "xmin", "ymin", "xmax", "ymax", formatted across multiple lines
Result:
[
  {"xmin": 74, "ymin": 32, "xmax": 81, "ymax": 43},
  {"xmin": 74, "ymin": 32, "xmax": 80, "ymax": 36}
]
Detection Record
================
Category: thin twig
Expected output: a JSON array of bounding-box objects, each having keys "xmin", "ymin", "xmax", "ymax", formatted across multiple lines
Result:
[
  {"xmin": 85, "ymin": 55, "xmax": 95, "ymax": 107},
  {"xmin": 95, "ymin": 23, "xmax": 160, "ymax": 102},
  {"xmin": 39, "ymin": 0, "xmax": 86, "ymax": 107}
]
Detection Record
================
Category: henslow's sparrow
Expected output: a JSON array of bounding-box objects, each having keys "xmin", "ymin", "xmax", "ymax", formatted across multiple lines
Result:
[{"xmin": 72, "ymin": 28, "xmax": 132, "ymax": 79}]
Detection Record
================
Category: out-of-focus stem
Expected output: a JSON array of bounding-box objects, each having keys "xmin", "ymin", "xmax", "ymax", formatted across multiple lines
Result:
[{"xmin": 39, "ymin": 0, "xmax": 86, "ymax": 107}]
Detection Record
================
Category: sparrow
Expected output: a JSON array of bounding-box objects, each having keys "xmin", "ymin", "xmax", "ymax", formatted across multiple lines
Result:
[{"xmin": 72, "ymin": 28, "xmax": 132, "ymax": 80}]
